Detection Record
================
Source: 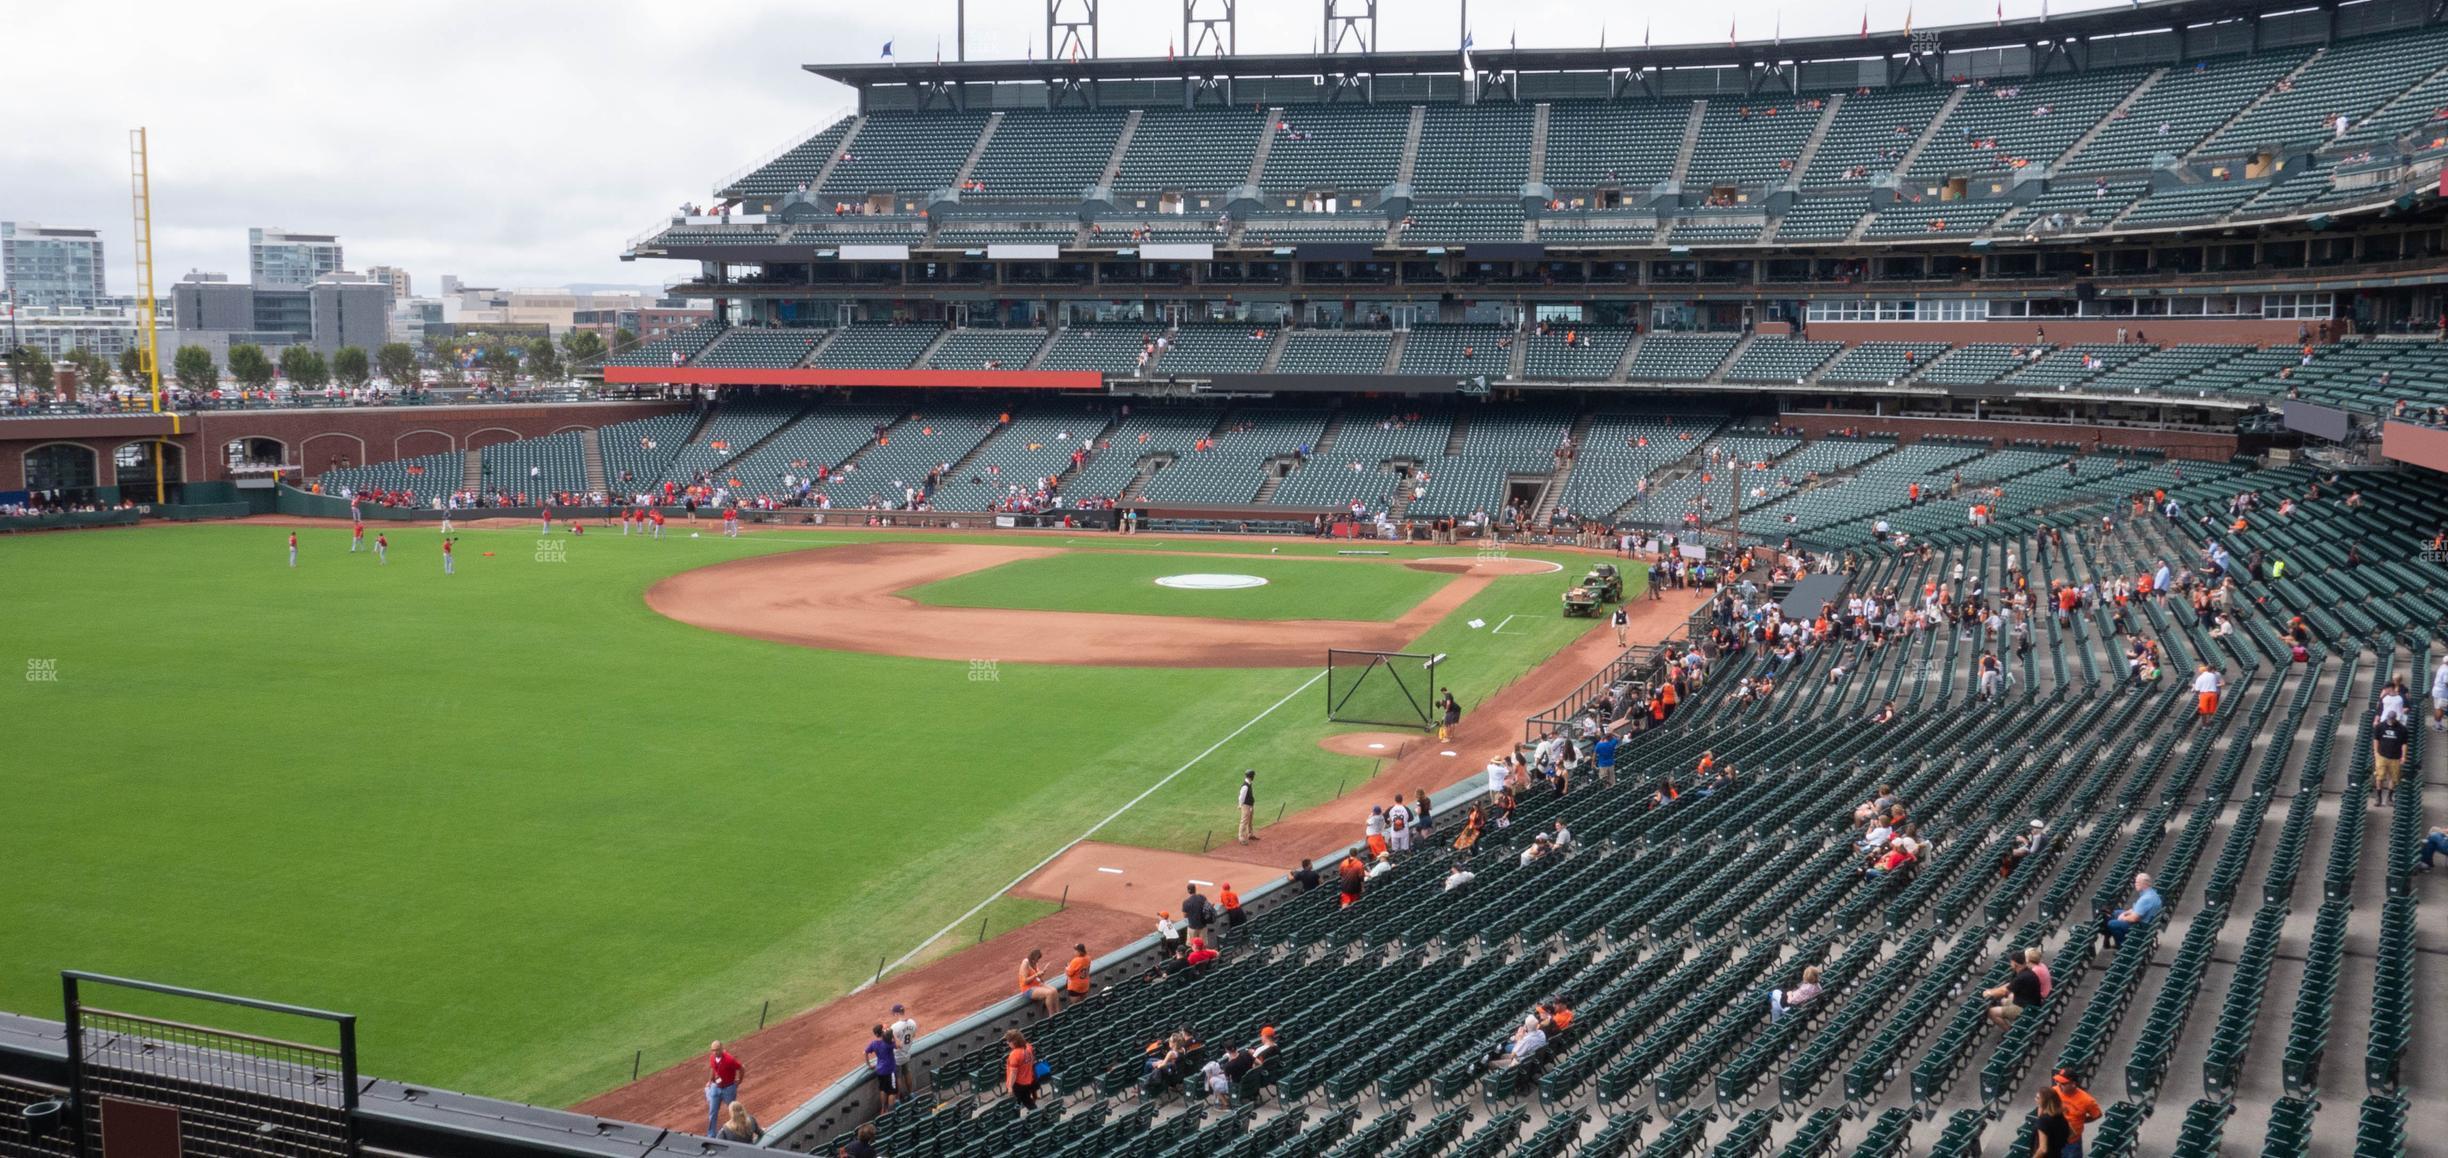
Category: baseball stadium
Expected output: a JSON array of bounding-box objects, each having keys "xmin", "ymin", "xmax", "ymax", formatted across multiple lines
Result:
[{"xmin": 4, "ymin": 1, "xmax": 2447, "ymax": 1155}]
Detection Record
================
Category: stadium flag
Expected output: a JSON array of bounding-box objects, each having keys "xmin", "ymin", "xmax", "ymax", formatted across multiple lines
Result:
[
  {"xmin": 1599, "ymin": 22, "xmax": 1606, "ymax": 50},
  {"xmin": 1509, "ymin": 27, "xmax": 1517, "ymax": 50},
  {"xmin": 1729, "ymin": 16, "xmax": 1736, "ymax": 46},
  {"xmin": 1460, "ymin": 29, "xmax": 1474, "ymax": 76},
  {"xmin": 1996, "ymin": 0, "xmax": 2004, "ymax": 24},
  {"xmin": 1862, "ymin": 4, "xmax": 1870, "ymax": 36},
  {"xmin": 1167, "ymin": 39, "xmax": 1175, "ymax": 60},
  {"xmin": 1644, "ymin": 19, "xmax": 1651, "ymax": 48},
  {"xmin": 934, "ymin": 37, "xmax": 941, "ymax": 63},
  {"xmin": 880, "ymin": 40, "xmax": 894, "ymax": 59},
  {"xmin": 1776, "ymin": 9, "xmax": 1783, "ymax": 45},
  {"xmin": 1902, "ymin": 4, "xmax": 1914, "ymax": 37}
]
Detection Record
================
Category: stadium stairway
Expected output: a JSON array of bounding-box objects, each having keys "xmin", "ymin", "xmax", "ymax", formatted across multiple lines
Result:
[
  {"xmin": 581, "ymin": 429, "xmax": 607, "ymax": 494},
  {"xmin": 1789, "ymin": 91, "xmax": 1845, "ymax": 178},
  {"xmin": 1245, "ymin": 108, "xmax": 1282, "ymax": 185},
  {"xmin": 2059, "ymin": 68, "xmax": 2169, "ymax": 168},
  {"xmin": 2184, "ymin": 49, "xmax": 2326, "ymax": 162},
  {"xmin": 460, "ymin": 448, "xmax": 482, "ymax": 492},
  {"xmin": 1259, "ymin": 330, "xmax": 1291, "ymax": 373},
  {"xmin": 1888, "ymin": 87, "xmax": 1966, "ymax": 182},
  {"xmin": 1670, "ymin": 101, "xmax": 1708, "ymax": 185},
  {"xmin": 1096, "ymin": 110, "xmax": 1142, "ymax": 187},
  {"xmin": 1396, "ymin": 106, "xmax": 1427, "ymax": 185},
  {"xmin": 1526, "ymin": 103, "xmax": 1552, "ymax": 186},
  {"xmin": 1386, "ymin": 331, "xmax": 1410, "ymax": 375},
  {"xmin": 952, "ymin": 113, "xmax": 1003, "ymax": 191}
]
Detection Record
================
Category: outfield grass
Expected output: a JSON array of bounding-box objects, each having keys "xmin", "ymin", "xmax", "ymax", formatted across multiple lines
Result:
[
  {"xmin": 901, "ymin": 550, "xmax": 1457, "ymax": 621},
  {"xmin": 0, "ymin": 523, "xmax": 1608, "ymax": 1108}
]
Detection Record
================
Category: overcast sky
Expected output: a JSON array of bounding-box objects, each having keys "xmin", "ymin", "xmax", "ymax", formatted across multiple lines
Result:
[{"xmin": 6, "ymin": 0, "xmax": 2131, "ymax": 296}]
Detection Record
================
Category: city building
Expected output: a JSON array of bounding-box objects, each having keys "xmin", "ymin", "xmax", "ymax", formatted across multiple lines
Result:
[
  {"xmin": 2, "ymin": 222, "xmax": 107, "ymax": 310},
  {"xmin": 3, "ymin": 304, "xmax": 168, "ymax": 362},
  {"xmin": 307, "ymin": 273, "xmax": 391, "ymax": 355},
  {"xmin": 366, "ymin": 265, "xmax": 412, "ymax": 300},
  {"xmin": 247, "ymin": 228, "xmax": 343, "ymax": 288}
]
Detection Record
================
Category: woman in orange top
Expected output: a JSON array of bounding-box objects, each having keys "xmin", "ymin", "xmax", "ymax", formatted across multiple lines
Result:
[
  {"xmin": 1017, "ymin": 949, "xmax": 1060, "ymax": 1017},
  {"xmin": 1003, "ymin": 1030, "xmax": 1039, "ymax": 1112}
]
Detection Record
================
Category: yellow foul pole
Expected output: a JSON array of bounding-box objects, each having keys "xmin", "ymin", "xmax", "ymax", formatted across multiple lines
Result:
[{"xmin": 130, "ymin": 128, "xmax": 173, "ymax": 500}]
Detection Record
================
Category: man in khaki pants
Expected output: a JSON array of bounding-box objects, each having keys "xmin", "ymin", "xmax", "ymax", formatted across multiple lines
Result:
[{"xmin": 1237, "ymin": 770, "xmax": 1258, "ymax": 843}]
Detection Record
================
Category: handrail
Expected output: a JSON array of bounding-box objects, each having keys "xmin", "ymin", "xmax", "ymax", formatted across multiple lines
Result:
[{"xmin": 713, "ymin": 104, "xmax": 859, "ymax": 198}]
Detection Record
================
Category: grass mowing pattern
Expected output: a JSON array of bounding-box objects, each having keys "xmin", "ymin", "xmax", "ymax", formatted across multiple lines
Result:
[
  {"xmin": 0, "ymin": 523, "xmax": 1607, "ymax": 1108},
  {"xmin": 901, "ymin": 550, "xmax": 1457, "ymax": 621}
]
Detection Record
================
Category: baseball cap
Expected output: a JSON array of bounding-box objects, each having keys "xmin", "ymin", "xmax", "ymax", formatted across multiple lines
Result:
[
  {"xmin": 2052, "ymin": 1068, "xmax": 2079, "ymax": 1085},
  {"xmin": 890, "ymin": 1004, "xmax": 906, "ymax": 1014},
  {"xmin": 2029, "ymin": 819, "xmax": 2046, "ymax": 829}
]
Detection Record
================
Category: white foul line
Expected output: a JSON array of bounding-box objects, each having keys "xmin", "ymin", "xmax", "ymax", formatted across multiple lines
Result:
[
  {"xmin": 1490, "ymin": 614, "xmax": 1517, "ymax": 635},
  {"xmin": 854, "ymin": 666, "xmax": 1328, "ymax": 992}
]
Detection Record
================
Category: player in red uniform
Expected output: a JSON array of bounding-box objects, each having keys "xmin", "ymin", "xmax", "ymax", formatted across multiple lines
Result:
[
  {"xmin": 287, "ymin": 531, "xmax": 298, "ymax": 568},
  {"xmin": 649, "ymin": 506, "xmax": 666, "ymax": 539},
  {"xmin": 442, "ymin": 536, "xmax": 456, "ymax": 575},
  {"xmin": 352, "ymin": 522, "xmax": 365, "ymax": 553},
  {"xmin": 374, "ymin": 532, "xmax": 389, "ymax": 564}
]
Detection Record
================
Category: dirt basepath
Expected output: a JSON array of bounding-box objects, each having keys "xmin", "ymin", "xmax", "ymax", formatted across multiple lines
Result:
[
  {"xmin": 575, "ymin": 579, "xmax": 1707, "ymax": 1132},
  {"xmin": 644, "ymin": 540, "xmax": 1530, "ymax": 668}
]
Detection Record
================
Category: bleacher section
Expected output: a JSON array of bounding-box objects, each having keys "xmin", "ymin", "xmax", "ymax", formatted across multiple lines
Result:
[
  {"xmin": 1041, "ymin": 327, "xmax": 1163, "ymax": 376},
  {"xmin": 316, "ymin": 450, "xmax": 470, "ymax": 504},
  {"xmin": 2202, "ymin": 24, "xmax": 2448, "ymax": 154},
  {"xmin": 1726, "ymin": 337, "xmax": 1842, "ymax": 383},
  {"xmin": 598, "ymin": 412, "xmax": 697, "ymax": 491},
  {"xmin": 606, "ymin": 324, "xmax": 722, "ymax": 368},
  {"xmin": 2063, "ymin": 52, "xmax": 2312, "ymax": 173},
  {"xmin": 1112, "ymin": 108, "xmax": 1263, "ymax": 196},
  {"xmin": 1398, "ymin": 202, "xmax": 1526, "ymax": 244},
  {"xmin": 1625, "ymin": 334, "xmax": 1740, "ymax": 382},
  {"xmin": 1909, "ymin": 68, "xmax": 2147, "ymax": 178},
  {"xmin": 811, "ymin": 324, "xmax": 941, "ymax": 369},
  {"xmin": 1688, "ymin": 99, "xmax": 1823, "ymax": 187},
  {"xmin": 1543, "ymin": 101, "xmax": 1692, "ymax": 191},
  {"xmin": 657, "ymin": 399, "xmax": 806, "ymax": 486},
  {"xmin": 693, "ymin": 327, "xmax": 825, "ymax": 369},
  {"xmin": 819, "ymin": 112, "xmax": 989, "ymax": 196},
  {"xmin": 1137, "ymin": 408, "xmax": 1326, "ymax": 504},
  {"xmin": 1413, "ymin": 105, "xmax": 1534, "ymax": 197},
  {"xmin": 723, "ymin": 118, "xmax": 856, "ymax": 198},
  {"xmin": 1820, "ymin": 341, "xmax": 1951, "ymax": 385},
  {"xmin": 1258, "ymin": 105, "xmax": 1412, "ymax": 196},
  {"xmin": 717, "ymin": 403, "xmax": 902, "ymax": 496},
  {"xmin": 1066, "ymin": 408, "xmax": 1221, "ymax": 501},
  {"xmin": 479, "ymin": 431, "xmax": 587, "ymax": 497},
  {"xmin": 964, "ymin": 110, "xmax": 1127, "ymax": 199},
  {"xmin": 1153, "ymin": 324, "xmax": 1275, "ymax": 376},
  {"xmin": 1395, "ymin": 324, "xmax": 1516, "ymax": 377},
  {"xmin": 1275, "ymin": 329, "xmax": 1391, "ymax": 375},
  {"xmin": 928, "ymin": 408, "xmax": 1114, "ymax": 511},
  {"xmin": 1804, "ymin": 87, "xmax": 1953, "ymax": 185},
  {"xmin": 1269, "ymin": 408, "xmax": 1452, "ymax": 511},
  {"xmin": 1521, "ymin": 327, "xmax": 1635, "ymax": 382},
  {"xmin": 925, "ymin": 328, "xmax": 1047, "ymax": 370}
]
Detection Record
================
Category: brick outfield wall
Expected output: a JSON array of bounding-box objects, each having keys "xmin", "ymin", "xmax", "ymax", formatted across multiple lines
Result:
[
  {"xmin": 0, "ymin": 402, "xmax": 689, "ymax": 491},
  {"xmin": 1776, "ymin": 412, "xmax": 2241, "ymax": 462}
]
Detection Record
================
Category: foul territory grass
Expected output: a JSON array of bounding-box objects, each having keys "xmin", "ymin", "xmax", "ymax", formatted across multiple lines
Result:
[
  {"xmin": 901, "ymin": 549, "xmax": 1457, "ymax": 620},
  {"xmin": 0, "ymin": 523, "xmax": 1608, "ymax": 1110}
]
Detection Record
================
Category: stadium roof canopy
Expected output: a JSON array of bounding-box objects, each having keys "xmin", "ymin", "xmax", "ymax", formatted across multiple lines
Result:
[{"xmin": 806, "ymin": 0, "xmax": 2339, "ymax": 89}]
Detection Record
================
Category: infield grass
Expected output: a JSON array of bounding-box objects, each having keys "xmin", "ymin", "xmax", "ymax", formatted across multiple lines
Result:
[
  {"xmin": 0, "ymin": 522, "xmax": 1614, "ymax": 1110},
  {"xmin": 901, "ymin": 549, "xmax": 1457, "ymax": 620}
]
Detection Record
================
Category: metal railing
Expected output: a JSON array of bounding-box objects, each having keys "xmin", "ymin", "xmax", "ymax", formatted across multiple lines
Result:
[{"xmin": 712, "ymin": 105, "xmax": 859, "ymax": 198}]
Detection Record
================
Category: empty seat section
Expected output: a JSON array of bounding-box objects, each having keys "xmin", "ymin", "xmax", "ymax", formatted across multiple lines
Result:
[
  {"xmin": 2202, "ymin": 25, "xmax": 2448, "ymax": 155},
  {"xmin": 722, "ymin": 117, "xmax": 856, "ymax": 198},
  {"xmin": 2006, "ymin": 344, "xmax": 2150, "ymax": 389},
  {"xmin": 1921, "ymin": 343, "xmax": 2046, "ymax": 386},
  {"xmin": 657, "ymin": 400, "xmax": 806, "ymax": 486},
  {"xmin": 1397, "ymin": 202, "xmax": 1525, "ymax": 244},
  {"xmin": 928, "ymin": 408, "xmax": 1114, "ymax": 510},
  {"xmin": 964, "ymin": 110, "xmax": 1127, "ymax": 199},
  {"xmin": 1993, "ymin": 179, "xmax": 2148, "ymax": 234},
  {"xmin": 1774, "ymin": 197, "xmax": 1868, "ymax": 241},
  {"xmin": 1726, "ymin": 337, "xmax": 1841, "ymax": 383},
  {"xmin": 1412, "ymin": 105, "xmax": 1533, "ymax": 196},
  {"xmin": 926, "ymin": 328, "xmax": 1047, "ymax": 370},
  {"xmin": 480, "ymin": 432, "xmax": 587, "ymax": 497},
  {"xmin": 1534, "ymin": 218, "xmax": 1658, "ymax": 245},
  {"xmin": 693, "ymin": 328, "xmax": 825, "ymax": 369},
  {"xmin": 812, "ymin": 324, "xmax": 942, "ymax": 369},
  {"xmin": 819, "ymin": 112, "xmax": 990, "ymax": 196},
  {"xmin": 317, "ymin": 450, "xmax": 470, "ymax": 504},
  {"xmin": 1559, "ymin": 412, "xmax": 1723, "ymax": 517},
  {"xmin": 1275, "ymin": 330, "xmax": 1391, "ymax": 375},
  {"xmin": 1666, "ymin": 214, "xmax": 1768, "ymax": 244},
  {"xmin": 1626, "ymin": 334, "xmax": 1740, "ymax": 382},
  {"xmin": 1112, "ymin": 107, "xmax": 1264, "ymax": 196},
  {"xmin": 1271, "ymin": 408, "xmax": 1451, "ymax": 510},
  {"xmin": 2085, "ymin": 345, "xmax": 2252, "ymax": 395},
  {"xmin": 1543, "ymin": 101, "xmax": 1691, "ymax": 192},
  {"xmin": 824, "ymin": 406, "xmax": 1001, "ymax": 506},
  {"xmin": 931, "ymin": 224, "xmax": 1079, "ymax": 248},
  {"xmin": 607, "ymin": 324, "xmax": 723, "ymax": 367},
  {"xmin": 599, "ymin": 413, "xmax": 697, "ymax": 490},
  {"xmin": 1862, "ymin": 200, "xmax": 2011, "ymax": 237},
  {"xmin": 2118, "ymin": 179, "xmax": 2267, "ymax": 228},
  {"xmin": 1238, "ymin": 215, "xmax": 1390, "ymax": 245}
]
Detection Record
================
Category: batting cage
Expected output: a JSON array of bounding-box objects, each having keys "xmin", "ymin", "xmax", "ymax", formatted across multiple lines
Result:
[{"xmin": 1325, "ymin": 649, "xmax": 1445, "ymax": 730}]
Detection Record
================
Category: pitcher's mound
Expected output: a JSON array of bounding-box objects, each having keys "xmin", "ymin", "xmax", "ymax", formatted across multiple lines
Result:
[{"xmin": 1319, "ymin": 731, "xmax": 1425, "ymax": 758}]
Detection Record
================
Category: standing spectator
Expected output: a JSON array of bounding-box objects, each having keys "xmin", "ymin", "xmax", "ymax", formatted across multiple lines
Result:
[
  {"xmin": 1290, "ymin": 858, "xmax": 1320, "ymax": 891},
  {"xmin": 1612, "ymin": 604, "xmax": 1630, "ymax": 646},
  {"xmin": 1336, "ymin": 852, "xmax": 1368, "ymax": 907},
  {"xmin": 704, "ymin": 1041, "xmax": 744, "ymax": 1136},
  {"xmin": 2052, "ymin": 1070, "xmax": 2103, "ymax": 1156},
  {"xmin": 1002, "ymin": 1030, "xmax": 1040, "ymax": 1114},
  {"xmin": 2374, "ymin": 709, "xmax": 2410, "ymax": 808},
  {"xmin": 2429, "ymin": 653, "xmax": 2448, "ymax": 732},
  {"xmin": 1155, "ymin": 912, "xmax": 1183, "ymax": 957},
  {"xmin": 2099, "ymin": 873, "xmax": 2162, "ymax": 949},
  {"xmin": 2192, "ymin": 663, "xmax": 2221, "ymax": 718},
  {"xmin": 1064, "ymin": 944, "xmax": 1094, "ymax": 1004},
  {"xmin": 2033, "ymin": 1088, "xmax": 2073, "ymax": 1158},
  {"xmin": 864, "ymin": 1025, "xmax": 899, "ymax": 1111},
  {"xmin": 1018, "ymin": 949, "xmax": 1061, "ymax": 1016},
  {"xmin": 887, "ymin": 1005, "xmax": 919, "ymax": 1097},
  {"xmin": 1412, "ymin": 789, "xmax": 1435, "ymax": 839},
  {"xmin": 1181, "ymin": 883, "xmax": 1212, "ymax": 944},
  {"xmin": 1217, "ymin": 882, "xmax": 1244, "ymax": 939},
  {"xmin": 1593, "ymin": 732, "xmax": 1619, "ymax": 788},
  {"xmin": 1237, "ymin": 770, "xmax": 1259, "ymax": 843}
]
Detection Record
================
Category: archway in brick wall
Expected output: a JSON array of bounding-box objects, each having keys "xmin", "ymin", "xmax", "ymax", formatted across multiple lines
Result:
[
  {"xmin": 394, "ymin": 429, "xmax": 454, "ymax": 459},
  {"xmin": 301, "ymin": 433, "xmax": 368, "ymax": 477}
]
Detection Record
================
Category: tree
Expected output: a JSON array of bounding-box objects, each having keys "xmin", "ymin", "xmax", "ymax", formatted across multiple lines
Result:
[
  {"xmin": 559, "ymin": 328, "xmax": 606, "ymax": 365},
  {"xmin": 485, "ymin": 341, "xmax": 521, "ymax": 383},
  {"xmin": 279, "ymin": 345, "xmax": 330, "ymax": 389},
  {"xmin": 375, "ymin": 342, "xmax": 418, "ymax": 388},
  {"xmin": 612, "ymin": 327, "xmax": 638, "ymax": 354},
  {"xmin": 7, "ymin": 345, "xmax": 54, "ymax": 391},
  {"xmin": 525, "ymin": 337, "xmax": 562, "ymax": 383},
  {"xmin": 63, "ymin": 348, "xmax": 111, "ymax": 390},
  {"xmin": 227, "ymin": 344, "xmax": 275, "ymax": 391},
  {"xmin": 173, "ymin": 345, "xmax": 218, "ymax": 393},
  {"xmin": 118, "ymin": 346, "xmax": 147, "ymax": 386},
  {"xmin": 331, "ymin": 346, "xmax": 372, "ymax": 390}
]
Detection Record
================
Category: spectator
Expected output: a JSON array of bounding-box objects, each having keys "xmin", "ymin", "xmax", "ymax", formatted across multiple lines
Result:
[
  {"xmin": 1983, "ymin": 955, "xmax": 2042, "ymax": 1029},
  {"xmin": 864, "ymin": 1025, "xmax": 899, "ymax": 1111},
  {"xmin": 2099, "ymin": 873, "xmax": 2162, "ymax": 949},
  {"xmin": 2034, "ymin": 1087, "xmax": 2073, "ymax": 1158},
  {"xmin": 1003, "ymin": 1029, "xmax": 1040, "ymax": 1114},
  {"xmin": 1181, "ymin": 883, "xmax": 1212, "ymax": 943},
  {"xmin": 1290, "ymin": 858, "xmax": 1320, "ymax": 891},
  {"xmin": 1182, "ymin": 936, "xmax": 1219, "ymax": 970},
  {"xmin": 1064, "ymin": 945, "xmax": 1094, "ymax": 1005},
  {"xmin": 1768, "ymin": 966, "xmax": 1822, "ymax": 1023},
  {"xmin": 716, "ymin": 1103, "xmax": 762, "ymax": 1144},
  {"xmin": 2374, "ymin": 709, "xmax": 2409, "ymax": 808},
  {"xmin": 1336, "ymin": 853, "xmax": 1368, "ymax": 907},
  {"xmin": 2001, "ymin": 819, "xmax": 2049, "ymax": 877},
  {"xmin": 2414, "ymin": 826, "xmax": 2448, "ymax": 870},
  {"xmin": 837, "ymin": 1122, "xmax": 879, "ymax": 1158},
  {"xmin": 1438, "ymin": 688, "xmax": 1461, "ymax": 740},
  {"xmin": 704, "ymin": 1041, "xmax": 744, "ymax": 1137},
  {"xmin": 1491, "ymin": 1016, "xmax": 1547, "ymax": 1068},
  {"xmin": 1237, "ymin": 770, "xmax": 1258, "ymax": 843},
  {"xmin": 1156, "ymin": 911, "xmax": 1183, "ymax": 957},
  {"xmin": 1444, "ymin": 861, "xmax": 1476, "ymax": 891},
  {"xmin": 1017, "ymin": 949, "xmax": 1061, "ymax": 1017},
  {"xmin": 1217, "ymin": 882, "xmax": 1244, "ymax": 939},
  {"xmin": 887, "ymin": 1004, "xmax": 919, "ymax": 1096},
  {"xmin": 2026, "ymin": 948, "xmax": 2053, "ymax": 1001},
  {"xmin": 2052, "ymin": 1069, "xmax": 2103, "ymax": 1155}
]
